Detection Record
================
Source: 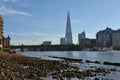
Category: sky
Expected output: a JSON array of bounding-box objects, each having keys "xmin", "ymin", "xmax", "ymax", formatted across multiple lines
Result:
[{"xmin": 1, "ymin": 0, "xmax": 120, "ymax": 45}]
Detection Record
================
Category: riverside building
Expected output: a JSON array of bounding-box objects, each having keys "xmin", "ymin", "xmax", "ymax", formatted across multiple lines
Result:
[
  {"xmin": 60, "ymin": 37, "xmax": 66, "ymax": 45},
  {"xmin": 0, "ymin": 15, "xmax": 11, "ymax": 51},
  {"xmin": 78, "ymin": 31, "xmax": 86, "ymax": 46},
  {"xmin": 96, "ymin": 27, "xmax": 120, "ymax": 48},
  {"xmin": 112, "ymin": 32, "xmax": 120, "ymax": 49},
  {"xmin": 96, "ymin": 27, "xmax": 113, "ymax": 47},
  {"xmin": 0, "ymin": 15, "xmax": 3, "ymax": 49},
  {"xmin": 78, "ymin": 31, "xmax": 96, "ymax": 47}
]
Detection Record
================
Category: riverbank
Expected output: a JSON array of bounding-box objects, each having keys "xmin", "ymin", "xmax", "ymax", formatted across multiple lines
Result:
[
  {"xmin": 0, "ymin": 51, "xmax": 117, "ymax": 80},
  {"xmin": 0, "ymin": 51, "xmax": 85, "ymax": 79}
]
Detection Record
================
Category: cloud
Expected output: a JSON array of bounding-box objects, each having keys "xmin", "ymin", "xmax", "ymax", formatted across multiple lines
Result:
[
  {"xmin": 32, "ymin": 32, "xmax": 48, "ymax": 36},
  {"xmin": 0, "ymin": 6, "xmax": 32, "ymax": 16},
  {"xmin": 86, "ymin": 33, "xmax": 95, "ymax": 38},
  {"xmin": 0, "ymin": 0, "xmax": 17, "ymax": 2},
  {"xmin": 9, "ymin": 32, "xmax": 80, "ymax": 45},
  {"xmin": 10, "ymin": 32, "xmax": 31, "ymax": 36},
  {"xmin": 11, "ymin": 37, "xmax": 60, "ymax": 45},
  {"xmin": 0, "ymin": 0, "xmax": 29, "ymax": 7},
  {"xmin": 11, "ymin": 39, "xmax": 37, "ymax": 45},
  {"xmin": 32, "ymin": 32, "xmax": 63, "ymax": 37},
  {"xmin": 9, "ymin": 32, "xmax": 63, "ymax": 37},
  {"xmin": 8, "ymin": 32, "xmax": 62, "ymax": 45},
  {"xmin": 9, "ymin": 32, "xmax": 48, "ymax": 36}
]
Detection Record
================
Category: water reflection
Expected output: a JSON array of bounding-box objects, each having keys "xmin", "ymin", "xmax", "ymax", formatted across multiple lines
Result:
[
  {"xmin": 66, "ymin": 51, "xmax": 73, "ymax": 58},
  {"xmin": 19, "ymin": 51, "xmax": 120, "ymax": 63},
  {"xmin": 19, "ymin": 51, "xmax": 120, "ymax": 80}
]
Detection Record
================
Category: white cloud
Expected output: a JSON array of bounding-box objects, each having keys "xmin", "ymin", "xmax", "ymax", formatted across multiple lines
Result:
[
  {"xmin": 11, "ymin": 37, "xmax": 60, "ymax": 45},
  {"xmin": 9, "ymin": 32, "xmax": 47, "ymax": 36},
  {"xmin": 8, "ymin": 32, "xmax": 62, "ymax": 45},
  {"xmin": 0, "ymin": 0, "xmax": 29, "ymax": 7},
  {"xmin": 0, "ymin": 0, "xmax": 17, "ymax": 2},
  {"xmin": 0, "ymin": 6, "xmax": 32, "ymax": 16},
  {"xmin": 86, "ymin": 33, "xmax": 95, "ymax": 38},
  {"xmin": 9, "ymin": 32, "xmax": 63, "ymax": 37},
  {"xmin": 32, "ymin": 32, "xmax": 48, "ymax": 36},
  {"xmin": 9, "ymin": 32, "xmax": 80, "ymax": 45},
  {"xmin": 11, "ymin": 39, "xmax": 37, "ymax": 45},
  {"xmin": 72, "ymin": 34, "xmax": 78, "ymax": 44},
  {"xmin": 10, "ymin": 32, "xmax": 31, "ymax": 36}
]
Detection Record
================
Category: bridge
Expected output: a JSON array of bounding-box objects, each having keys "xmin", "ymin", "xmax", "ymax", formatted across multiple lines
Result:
[{"xmin": 10, "ymin": 45, "xmax": 90, "ymax": 51}]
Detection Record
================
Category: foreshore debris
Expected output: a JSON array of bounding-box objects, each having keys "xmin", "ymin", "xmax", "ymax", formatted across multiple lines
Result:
[{"xmin": 0, "ymin": 52, "xmax": 118, "ymax": 80}]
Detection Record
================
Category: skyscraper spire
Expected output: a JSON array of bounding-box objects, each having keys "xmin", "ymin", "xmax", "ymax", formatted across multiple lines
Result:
[{"xmin": 65, "ymin": 11, "xmax": 73, "ymax": 44}]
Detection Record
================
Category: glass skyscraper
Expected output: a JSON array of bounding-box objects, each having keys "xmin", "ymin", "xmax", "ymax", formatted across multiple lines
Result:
[{"xmin": 65, "ymin": 12, "xmax": 73, "ymax": 45}]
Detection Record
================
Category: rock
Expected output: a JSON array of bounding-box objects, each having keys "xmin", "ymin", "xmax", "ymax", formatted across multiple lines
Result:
[
  {"xmin": 94, "ymin": 61, "xmax": 100, "ymax": 64},
  {"xmin": 94, "ymin": 78, "xmax": 99, "ymax": 80},
  {"xmin": 1, "ymin": 72, "xmax": 5, "ymax": 76}
]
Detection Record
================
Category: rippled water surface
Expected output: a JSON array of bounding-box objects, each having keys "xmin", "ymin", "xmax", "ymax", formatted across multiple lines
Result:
[
  {"xmin": 18, "ymin": 51, "xmax": 120, "ymax": 80},
  {"xmin": 19, "ymin": 51, "xmax": 120, "ymax": 63}
]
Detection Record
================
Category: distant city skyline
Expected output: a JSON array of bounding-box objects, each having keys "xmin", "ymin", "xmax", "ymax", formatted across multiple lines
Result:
[{"xmin": 1, "ymin": 0, "xmax": 120, "ymax": 45}]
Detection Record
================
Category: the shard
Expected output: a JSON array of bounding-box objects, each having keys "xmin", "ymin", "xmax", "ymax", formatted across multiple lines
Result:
[{"xmin": 65, "ymin": 12, "xmax": 73, "ymax": 45}]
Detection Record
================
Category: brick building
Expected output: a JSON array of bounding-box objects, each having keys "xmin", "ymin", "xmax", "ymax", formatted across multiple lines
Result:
[{"xmin": 0, "ymin": 15, "xmax": 10, "ymax": 51}]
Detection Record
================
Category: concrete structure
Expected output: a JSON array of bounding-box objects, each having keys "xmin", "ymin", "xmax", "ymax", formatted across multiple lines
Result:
[
  {"xmin": 78, "ymin": 31, "xmax": 96, "ymax": 47},
  {"xmin": 78, "ymin": 31, "xmax": 86, "ymax": 46},
  {"xmin": 85, "ymin": 38, "xmax": 96, "ymax": 47},
  {"xmin": 112, "ymin": 32, "xmax": 120, "ymax": 48},
  {"xmin": 65, "ymin": 12, "xmax": 73, "ymax": 45},
  {"xmin": 96, "ymin": 27, "xmax": 113, "ymax": 47},
  {"xmin": 96, "ymin": 27, "xmax": 120, "ymax": 48},
  {"xmin": 0, "ymin": 15, "xmax": 3, "ymax": 50},
  {"xmin": 3, "ymin": 36, "xmax": 11, "ymax": 49},
  {"xmin": 60, "ymin": 37, "xmax": 66, "ymax": 45},
  {"xmin": 0, "ymin": 15, "xmax": 10, "ymax": 51},
  {"xmin": 42, "ymin": 41, "xmax": 51, "ymax": 45}
]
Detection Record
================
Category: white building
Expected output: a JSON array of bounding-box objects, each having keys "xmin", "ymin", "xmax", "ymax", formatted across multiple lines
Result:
[{"xmin": 60, "ymin": 37, "xmax": 66, "ymax": 45}]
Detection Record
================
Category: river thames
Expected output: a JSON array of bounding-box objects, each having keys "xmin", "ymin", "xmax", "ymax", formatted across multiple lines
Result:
[{"xmin": 18, "ymin": 51, "xmax": 120, "ymax": 80}]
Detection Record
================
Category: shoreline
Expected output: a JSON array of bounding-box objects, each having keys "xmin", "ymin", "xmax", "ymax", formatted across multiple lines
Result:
[
  {"xmin": 0, "ymin": 51, "xmax": 82, "ymax": 79},
  {"xmin": 0, "ymin": 51, "xmax": 118, "ymax": 80}
]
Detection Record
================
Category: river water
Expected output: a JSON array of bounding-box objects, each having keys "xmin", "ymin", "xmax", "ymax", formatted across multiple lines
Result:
[{"xmin": 18, "ymin": 51, "xmax": 120, "ymax": 80}]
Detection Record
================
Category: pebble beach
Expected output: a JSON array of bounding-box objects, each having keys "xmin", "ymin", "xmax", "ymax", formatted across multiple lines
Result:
[{"xmin": 0, "ymin": 51, "xmax": 113, "ymax": 80}]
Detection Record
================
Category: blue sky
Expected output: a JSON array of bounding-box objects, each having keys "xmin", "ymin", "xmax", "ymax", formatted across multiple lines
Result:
[{"xmin": 1, "ymin": 0, "xmax": 120, "ymax": 45}]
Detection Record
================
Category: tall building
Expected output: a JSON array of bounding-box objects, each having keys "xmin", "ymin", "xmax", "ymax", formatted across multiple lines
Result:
[
  {"xmin": 78, "ymin": 31, "xmax": 86, "ymax": 46},
  {"xmin": 112, "ymin": 29, "xmax": 120, "ymax": 49},
  {"xmin": 112, "ymin": 33, "xmax": 120, "ymax": 48},
  {"xmin": 78, "ymin": 31, "xmax": 96, "ymax": 47},
  {"xmin": 3, "ymin": 36, "xmax": 11, "ymax": 49},
  {"xmin": 0, "ymin": 15, "xmax": 4, "ymax": 49},
  {"xmin": 65, "ymin": 12, "xmax": 73, "ymax": 45},
  {"xmin": 0, "ymin": 15, "xmax": 10, "ymax": 51},
  {"xmin": 96, "ymin": 27, "xmax": 113, "ymax": 47},
  {"xmin": 60, "ymin": 37, "xmax": 66, "ymax": 45}
]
